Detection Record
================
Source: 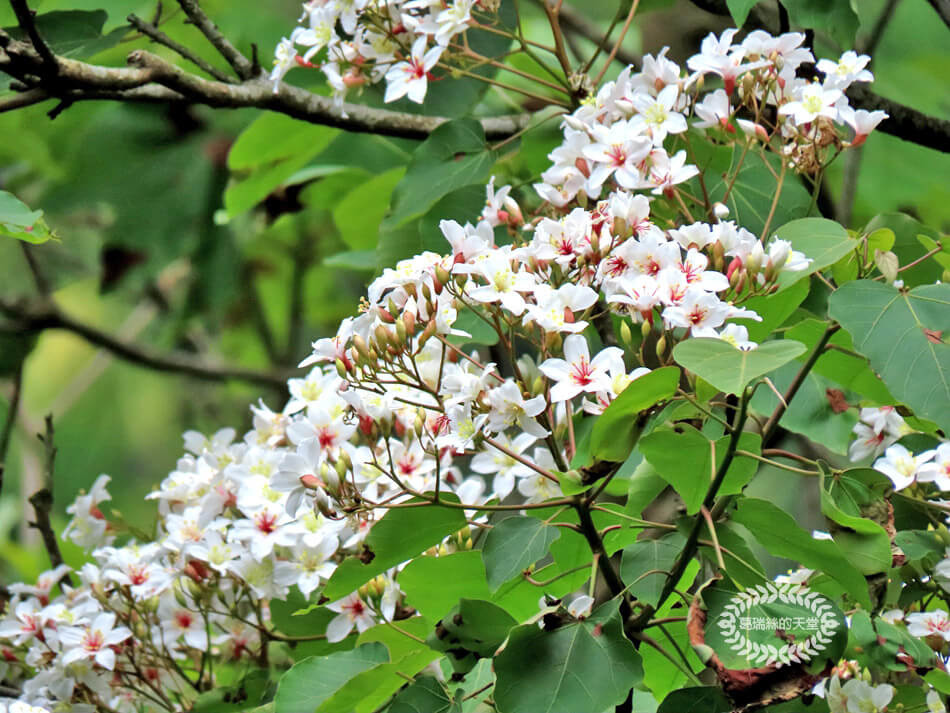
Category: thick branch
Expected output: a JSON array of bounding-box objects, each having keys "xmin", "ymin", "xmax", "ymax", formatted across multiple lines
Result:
[
  {"xmin": 0, "ymin": 36, "xmax": 531, "ymax": 139},
  {"xmin": 0, "ymin": 299, "xmax": 291, "ymax": 390}
]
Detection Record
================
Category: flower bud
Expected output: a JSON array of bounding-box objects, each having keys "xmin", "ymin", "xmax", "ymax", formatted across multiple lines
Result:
[
  {"xmin": 641, "ymin": 319, "xmax": 652, "ymax": 339},
  {"xmin": 335, "ymin": 359, "xmax": 348, "ymax": 379},
  {"xmin": 713, "ymin": 202, "xmax": 730, "ymax": 221},
  {"xmin": 655, "ymin": 334, "xmax": 667, "ymax": 360},
  {"xmin": 620, "ymin": 321, "xmax": 633, "ymax": 348}
]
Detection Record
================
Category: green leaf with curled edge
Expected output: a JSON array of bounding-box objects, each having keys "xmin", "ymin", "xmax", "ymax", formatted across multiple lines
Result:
[
  {"xmin": 0, "ymin": 190, "xmax": 53, "ymax": 244},
  {"xmin": 672, "ymin": 338, "xmax": 806, "ymax": 395},
  {"xmin": 829, "ymin": 280, "xmax": 950, "ymax": 434},
  {"xmin": 274, "ymin": 643, "xmax": 389, "ymax": 713}
]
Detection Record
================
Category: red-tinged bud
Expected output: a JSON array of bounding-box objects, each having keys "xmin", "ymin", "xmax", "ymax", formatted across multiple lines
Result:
[
  {"xmin": 574, "ymin": 157, "xmax": 590, "ymax": 178},
  {"xmin": 724, "ymin": 76, "xmax": 735, "ymax": 95},
  {"xmin": 497, "ymin": 209, "xmax": 509, "ymax": 223},
  {"xmin": 849, "ymin": 133, "xmax": 868, "ymax": 148},
  {"xmin": 300, "ymin": 474, "xmax": 324, "ymax": 490},
  {"xmin": 721, "ymin": 119, "xmax": 736, "ymax": 134},
  {"xmin": 394, "ymin": 418, "xmax": 406, "ymax": 438},
  {"xmin": 335, "ymin": 358, "xmax": 348, "ymax": 379},
  {"xmin": 392, "ymin": 23, "xmax": 406, "ymax": 34},
  {"xmin": 294, "ymin": 56, "xmax": 316, "ymax": 68},
  {"xmin": 377, "ymin": 307, "xmax": 395, "ymax": 323},
  {"xmin": 90, "ymin": 505, "xmax": 106, "ymax": 520},
  {"xmin": 726, "ymin": 256, "xmax": 743, "ymax": 281},
  {"xmin": 435, "ymin": 265, "xmax": 450, "ymax": 288},
  {"xmin": 183, "ymin": 561, "xmax": 206, "ymax": 582},
  {"xmin": 359, "ymin": 414, "xmax": 374, "ymax": 436},
  {"xmin": 663, "ymin": 186, "xmax": 676, "ymax": 200},
  {"xmin": 403, "ymin": 310, "xmax": 415, "ymax": 335},
  {"xmin": 563, "ymin": 307, "xmax": 574, "ymax": 323},
  {"xmin": 342, "ymin": 71, "xmax": 365, "ymax": 88},
  {"xmin": 734, "ymin": 270, "xmax": 747, "ymax": 294},
  {"xmin": 2, "ymin": 648, "xmax": 17, "ymax": 662}
]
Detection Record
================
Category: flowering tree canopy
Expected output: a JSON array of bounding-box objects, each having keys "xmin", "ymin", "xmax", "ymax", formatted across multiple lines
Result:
[{"xmin": 0, "ymin": 1, "xmax": 949, "ymax": 712}]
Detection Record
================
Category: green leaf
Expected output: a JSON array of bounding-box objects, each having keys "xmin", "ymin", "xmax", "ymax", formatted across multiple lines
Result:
[
  {"xmin": 398, "ymin": 552, "xmax": 491, "ymax": 620},
  {"xmin": 192, "ymin": 670, "xmax": 271, "ymax": 712},
  {"xmin": 481, "ymin": 516, "xmax": 560, "ymax": 591},
  {"xmin": 829, "ymin": 280, "xmax": 950, "ymax": 433},
  {"xmin": 333, "ymin": 168, "xmax": 405, "ymax": 252},
  {"xmin": 819, "ymin": 470, "xmax": 891, "ymax": 575},
  {"xmin": 700, "ymin": 579, "xmax": 848, "ymax": 671},
  {"xmin": 426, "ymin": 599, "xmax": 517, "ymax": 676},
  {"xmin": 388, "ymin": 677, "xmax": 460, "ymax": 713},
  {"xmin": 0, "ymin": 190, "xmax": 53, "ymax": 244},
  {"xmin": 4, "ymin": 10, "xmax": 126, "ymax": 59},
  {"xmin": 894, "ymin": 530, "xmax": 944, "ymax": 564},
  {"xmin": 657, "ymin": 687, "xmax": 731, "ymax": 713},
  {"xmin": 782, "ymin": 0, "xmax": 859, "ymax": 49},
  {"xmin": 323, "ymin": 250, "xmax": 377, "ymax": 271},
  {"xmin": 274, "ymin": 643, "xmax": 389, "ymax": 713},
  {"xmin": 624, "ymin": 460, "xmax": 668, "ymax": 518},
  {"xmin": 785, "ymin": 318, "xmax": 893, "ymax": 404},
  {"xmin": 590, "ymin": 366, "xmax": 680, "ymax": 462},
  {"xmin": 732, "ymin": 498, "xmax": 871, "ymax": 608},
  {"xmin": 732, "ymin": 276, "xmax": 809, "ymax": 342},
  {"xmin": 772, "ymin": 218, "xmax": 857, "ymax": 290},
  {"xmin": 383, "ymin": 120, "xmax": 496, "ymax": 230},
  {"xmin": 447, "ymin": 306, "xmax": 501, "ymax": 348},
  {"xmin": 493, "ymin": 599, "xmax": 643, "ymax": 713},
  {"xmin": 749, "ymin": 359, "xmax": 858, "ymax": 455},
  {"xmin": 673, "ymin": 338, "xmax": 807, "ymax": 395},
  {"xmin": 225, "ymin": 114, "xmax": 338, "ymax": 216},
  {"xmin": 323, "ymin": 497, "xmax": 466, "ymax": 600},
  {"xmin": 694, "ymin": 144, "xmax": 812, "ymax": 237},
  {"xmin": 346, "ymin": 619, "xmax": 439, "ymax": 713},
  {"xmin": 639, "ymin": 426, "xmax": 761, "ymax": 514},
  {"xmin": 620, "ymin": 532, "xmax": 686, "ymax": 607},
  {"xmin": 725, "ymin": 0, "xmax": 762, "ymax": 26}
]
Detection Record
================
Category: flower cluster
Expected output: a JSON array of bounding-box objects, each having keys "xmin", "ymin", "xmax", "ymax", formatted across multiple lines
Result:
[
  {"xmin": 1, "ymin": 20, "xmax": 910, "ymax": 713},
  {"xmin": 270, "ymin": 0, "xmax": 487, "ymax": 107},
  {"xmin": 0, "ymin": 168, "xmax": 813, "ymax": 709},
  {"xmin": 537, "ymin": 31, "xmax": 885, "ymax": 207}
]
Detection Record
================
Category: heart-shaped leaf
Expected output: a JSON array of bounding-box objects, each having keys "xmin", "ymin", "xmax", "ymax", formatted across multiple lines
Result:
[{"xmin": 672, "ymin": 338, "xmax": 807, "ymax": 395}]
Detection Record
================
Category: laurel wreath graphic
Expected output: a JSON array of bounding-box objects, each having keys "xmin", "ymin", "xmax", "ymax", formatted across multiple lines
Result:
[{"xmin": 715, "ymin": 582, "xmax": 839, "ymax": 668}]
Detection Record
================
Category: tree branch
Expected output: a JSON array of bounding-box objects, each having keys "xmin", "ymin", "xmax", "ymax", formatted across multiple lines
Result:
[
  {"xmin": 0, "ymin": 34, "xmax": 531, "ymax": 139},
  {"xmin": 127, "ymin": 13, "xmax": 236, "ymax": 83},
  {"xmin": 0, "ymin": 298, "xmax": 292, "ymax": 390},
  {"xmin": 557, "ymin": 5, "xmax": 641, "ymax": 70},
  {"xmin": 175, "ymin": 0, "xmax": 256, "ymax": 80},
  {"xmin": 925, "ymin": 0, "xmax": 950, "ymax": 31},
  {"xmin": 9, "ymin": 0, "xmax": 56, "ymax": 70},
  {"xmin": 29, "ymin": 414, "xmax": 74, "ymax": 589},
  {"xmin": 0, "ymin": 361, "xmax": 24, "ymax": 497}
]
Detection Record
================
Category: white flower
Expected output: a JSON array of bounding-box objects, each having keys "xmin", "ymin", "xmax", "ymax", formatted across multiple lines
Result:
[
  {"xmin": 872, "ymin": 443, "xmax": 936, "ymax": 491},
  {"xmin": 540, "ymin": 335, "xmax": 623, "ymax": 402},
  {"xmin": 326, "ymin": 593, "xmax": 377, "ymax": 642},
  {"xmin": 779, "ymin": 82, "xmax": 842, "ymax": 126},
  {"xmin": 384, "ymin": 37, "xmax": 443, "ymax": 104},
  {"xmin": 907, "ymin": 610, "xmax": 950, "ymax": 641},
  {"xmin": 60, "ymin": 613, "xmax": 131, "ymax": 671},
  {"xmin": 817, "ymin": 51, "xmax": 873, "ymax": 89},
  {"xmin": 826, "ymin": 675, "xmax": 894, "ymax": 713}
]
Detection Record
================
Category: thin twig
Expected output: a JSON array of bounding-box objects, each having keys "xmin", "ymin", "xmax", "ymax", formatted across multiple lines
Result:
[
  {"xmin": 761, "ymin": 324, "xmax": 840, "ymax": 444},
  {"xmin": 593, "ymin": 0, "xmax": 641, "ymax": 86},
  {"xmin": 127, "ymin": 13, "xmax": 235, "ymax": 83},
  {"xmin": 9, "ymin": 0, "xmax": 56, "ymax": 69},
  {"xmin": 175, "ymin": 0, "xmax": 255, "ymax": 79},
  {"xmin": 29, "ymin": 415, "xmax": 74, "ymax": 588}
]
